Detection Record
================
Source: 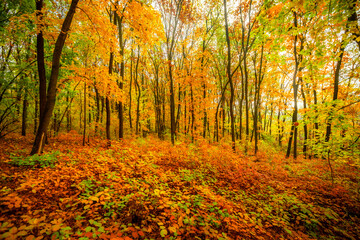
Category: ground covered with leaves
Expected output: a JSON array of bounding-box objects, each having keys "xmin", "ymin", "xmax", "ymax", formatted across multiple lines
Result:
[{"xmin": 1, "ymin": 133, "xmax": 360, "ymax": 240}]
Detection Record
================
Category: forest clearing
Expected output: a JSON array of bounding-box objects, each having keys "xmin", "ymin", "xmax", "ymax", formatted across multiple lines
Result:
[{"xmin": 1, "ymin": 0, "xmax": 360, "ymax": 239}]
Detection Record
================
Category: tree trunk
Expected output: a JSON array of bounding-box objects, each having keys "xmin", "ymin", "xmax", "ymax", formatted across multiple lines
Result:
[
  {"xmin": 286, "ymin": 12, "xmax": 302, "ymax": 159},
  {"xmin": 83, "ymin": 82, "xmax": 86, "ymax": 146},
  {"xmin": 36, "ymin": 0, "xmax": 47, "ymax": 125},
  {"xmin": 169, "ymin": 60, "xmax": 176, "ymax": 144},
  {"xmin": 94, "ymin": 87, "xmax": 100, "ymax": 134},
  {"xmin": 34, "ymin": 96, "xmax": 38, "ymax": 135},
  {"xmin": 106, "ymin": 51, "xmax": 114, "ymax": 141},
  {"xmin": 106, "ymin": 97, "xmax": 111, "ymax": 140},
  {"xmin": 129, "ymin": 49, "xmax": 133, "ymax": 130},
  {"xmin": 223, "ymin": 0, "xmax": 235, "ymax": 150},
  {"xmin": 134, "ymin": 48, "xmax": 140, "ymax": 135},
  {"xmin": 115, "ymin": 13, "xmax": 124, "ymax": 139},
  {"xmin": 21, "ymin": 93, "xmax": 28, "ymax": 136},
  {"xmin": 31, "ymin": 0, "xmax": 79, "ymax": 155},
  {"xmin": 325, "ymin": 39, "xmax": 345, "ymax": 143},
  {"xmin": 300, "ymin": 78, "xmax": 308, "ymax": 158}
]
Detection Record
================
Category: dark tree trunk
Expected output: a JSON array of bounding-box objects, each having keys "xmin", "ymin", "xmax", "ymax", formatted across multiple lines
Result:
[
  {"xmin": 115, "ymin": 13, "xmax": 124, "ymax": 139},
  {"xmin": 277, "ymin": 109, "xmax": 281, "ymax": 146},
  {"xmin": 135, "ymin": 76, "xmax": 141, "ymax": 135},
  {"xmin": 175, "ymin": 84, "xmax": 181, "ymax": 134},
  {"xmin": 106, "ymin": 51, "xmax": 114, "ymax": 141},
  {"xmin": 134, "ymin": 48, "xmax": 140, "ymax": 135},
  {"xmin": 129, "ymin": 49, "xmax": 133, "ymax": 130},
  {"xmin": 34, "ymin": 96, "xmax": 38, "ymax": 135},
  {"xmin": 94, "ymin": 87, "xmax": 100, "ymax": 133},
  {"xmin": 106, "ymin": 97, "xmax": 111, "ymax": 140},
  {"xmin": 66, "ymin": 95, "xmax": 71, "ymax": 132},
  {"xmin": 254, "ymin": 45, "xmax": 264, "ymax": 154},
  {"xmin": 224, "ymin": 0, "xmax": 235, "ymax": 151},
  {"xmin": 21, "ymin": 93, "xmax": 28, "ymax": 136},
  {"xmin": 190, "ymin": 84, "xmax": 195, "ymax": 142},
  {"xmin": 269, "ymin": 103, "xmax": 273, "ymax": 135},
  {"xmin": 36, "ymin": 0, "xmax": 47, "ymax": 124},
  {"xmin": 83, "ymin": 83, "xmax": 86, "ymax": 146},
  {"xmin": 169, "ymin": 61, "xmax": 176, "ymax": 144},
  {"xmin": 286, "ymin": 12, "xmax": 302, "ymax": 159},
  {"xmin": 325, "ymin": 40, "xmax": 345, "ymax": 143},
  {"xmin": 300, "ymin": 78, "xmax": 308, "ymax": 158},
  {"xmin": 31, "ymin": 0, "xmax": 79, "ymax": 155}
]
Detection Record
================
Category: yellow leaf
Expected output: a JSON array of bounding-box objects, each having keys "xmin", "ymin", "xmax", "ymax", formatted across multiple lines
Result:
[
  {"xmin": 168, "ymin": 226, "xmax": 177, "ymax": 233},
  {"xmin": 160, "ymin": 229, "xmax": 168, "ymax": 237},
  {"xmin": 17, "ymin": 230, "xmax": 28, "ymax": 236},
  {"xmin": 52, "ymin": 224, "xmax": 61, "ymax": 232},
  {"xmin": 178, "ymin": 215, "xmax": 184, "ymax": 227},
  {"xmin": 89, "ymin": 196, "xmax": 99, "ymax": 202}
]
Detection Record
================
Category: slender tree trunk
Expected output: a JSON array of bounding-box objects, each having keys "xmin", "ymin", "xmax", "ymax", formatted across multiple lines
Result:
[
  {"xmin": 34, "ymin": 96, "xmax": 38, "ymax": 135},
  {"xmin": 129, "ymin": 49, "xmax": 133, "ymax": 130},
  {"xmin": 244, "ymin": 57, "xmax": 249, "ymax": 140},
  {"xmin": 135, "ymin": 76, "xmax": 141, "ymax": 135},
  {"xmin": 175, "ymin": 84, "xmax": 181, "ymax": 133},
  {"xmin": 101, "ymin": 97, "xmax": 104, "ymax": 123},
  {"xmin": 66, "ymin": 95, "xmax": 70, "ymax": 132},
  {"xmin": 254, "ymin": 45, "xmax": 264, "ymax": 154},
  {"xmin": 169, "ymin": 60, "xmax": 176, "ymax": 144},
  {"xmin": 325, "ymin": 40, "xmax": 345, "ymax": 143},
  {"xmin": 224, "ymin": 0, "xmax": 235, "ymax": 150},
  {"xmin": 269, "ymin": 103, "xmax": 273, "ymax": 135},
  {"xmin": 300, "ymin": 78, "xmax": 308, "ymax": 158},
  {"xmin": 36, "ymin": 0, "xmax": 46, "ymax": 125},
  {"xmin": 21, "ymin": 93, "xmax": 28, "ymax": 136},
  {"xmin": 286, "ymin": 12, "xmax": 302, "ymax": 159},
  {"xmin": 203, "ymin": 84, "xmax": 207, "ymax": 138},
  {"xmin": 190, "ymin": 83, "xmax": 195, "ymax": 142},
  {"xmin": 162, "ymin": 93, "xmax": 165, "ymax": 139},
  {"xmin": 106, "ymin": 97, "xmax": 111, "ymax": 140},
  {"xmin": 115, "ymin": 13, "xmax": 125, "ymax": 139},
  {"xmin": 31, "ymin": 0, "xmax": 79, "ymax": 155},
  {"xmin": 222, "ymin": 106, "xmax": 225, "ymax": 138},
  {"xmin": 239, "ymin": 66, "xmax": 244, "ymax": 140},
  {"xmin": 106, "ymin": 50, "xmax": 114, "ymax": 141},
  {"xmin": 277, "ymin": 109, "xmax": 281, "ymax": 146},
  {"xmin": 95, "ymin": 87, "xmax": 100, "ymax": 134},
  {"xmin": 165, "ymin": 0, "xmax": 183, "ymax": 144},
  {"xmin": 134, "ymin": 48, "xmax": 140, "ymax": 135},
  {"xmin": 83, "ymin": 82, "xmax": 86, "ymax": 146}
]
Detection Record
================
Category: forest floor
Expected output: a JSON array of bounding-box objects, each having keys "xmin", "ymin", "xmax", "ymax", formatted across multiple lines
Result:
[{"xmin": 0, "ymin": 133, "xmax": 360, "ymax": 240}]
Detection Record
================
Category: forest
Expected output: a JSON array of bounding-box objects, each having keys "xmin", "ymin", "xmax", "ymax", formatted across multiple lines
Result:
[{"xmin": 0, "ymin": 0, "xmax": 360, "ymax": 239}]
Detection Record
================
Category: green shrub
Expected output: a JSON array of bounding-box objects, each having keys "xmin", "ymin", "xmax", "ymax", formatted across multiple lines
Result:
[{"xmin": 9, "ymin": 151, "xmax": 60, "ymax": 168}]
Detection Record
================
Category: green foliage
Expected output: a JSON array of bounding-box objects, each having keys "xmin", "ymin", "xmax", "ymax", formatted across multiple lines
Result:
[
  {"xmin": 51, "ymin": 226, "xmax": 72, "ymax": 240},
  {"xmin": 9, "ymin": 151, "xmax": 60, "ymax": 168},
  {"xmin": 0, "ymin": 0, "xmax": 34, "ymax": 29}
]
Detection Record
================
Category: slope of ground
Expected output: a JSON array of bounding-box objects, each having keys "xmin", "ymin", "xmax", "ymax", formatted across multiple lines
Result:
[{"xmin": 1, "ymin": 133, "xmax": 360, "ymax": 240}]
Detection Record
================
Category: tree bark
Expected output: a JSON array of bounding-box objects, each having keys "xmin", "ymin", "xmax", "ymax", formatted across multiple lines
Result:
[
  {"xmin": 83, "ymin": 82, "xmax": 86, "ymax": 146},
  {"xmin": 21, "ymin": 93, "xmax": 28, "ymax": 136},
  {"xmin": 106, "ymin": 52, "xmax": 114, "ymax": 141},
  {"xmin": 223, "ymin": 0, "xmax": 235, "ymax": 151},
  {"xmin": 286, "ymin": 12, "xmax": 302, "ymax": 159},
  {"xmin": 31, "ymin": 0, "xmax": 79, "ymax": 155},
  {"xmin": 115, "ymin": 13, "xmax": 124, "ymax": 139},
  {"xmin": 35, "ymin": 0, "xmax": 47, "ymax": 124}
]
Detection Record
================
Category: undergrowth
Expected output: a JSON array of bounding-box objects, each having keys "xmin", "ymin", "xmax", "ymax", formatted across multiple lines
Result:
[{"xmin": 0, "ymin": 133, "xmax": 359, "ymax": 240}]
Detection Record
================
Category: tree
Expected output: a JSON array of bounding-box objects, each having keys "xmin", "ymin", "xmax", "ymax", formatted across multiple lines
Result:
[
  {"xmin": 223, "ymin": 0, "xmax": 235, "ymax": 150},
  {"xmin": 31, "ymin": 0, "xmax": 79, "ymax": 154}
]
